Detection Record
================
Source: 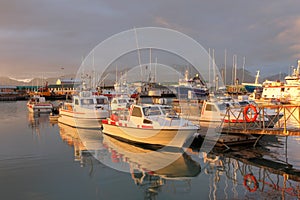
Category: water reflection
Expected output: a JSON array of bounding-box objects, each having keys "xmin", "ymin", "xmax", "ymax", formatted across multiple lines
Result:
[
  {"xmin": 56, "ymin": 122, "xmax": 300, "ymax": 199},
  {"xmin": 57, "ymin": 123, "xmax": 201, "ymax": 198},
  {"xmin": 102, "ymin": 135, "xmax": 201, "ymax": 198},
  {"xmin": 27, "ymin": 113, "xmax": 54, "ymax": 135},
  {"xmin": 202, "ymin": 146, "xmax": 300, "ymax": 199}
]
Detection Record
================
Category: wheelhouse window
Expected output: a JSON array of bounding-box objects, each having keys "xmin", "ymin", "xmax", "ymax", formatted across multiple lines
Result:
[
  {"xmin": 118, "ymin": 99, "xmax": 128, "ymax": 104},
  {"xmin": 96, "ymin": 98, "xmax": 108, "ymax": 104},
  {"xmin": 131, "ymin": 107, "xmax": 142, "ymax": 117},
  {"xmin": 206, "ymin": 104, "xmax": 218, "ymax": 111},
  {"xmin": 161, "ymin": 106, "xmax": 176, "ymax": 115},
  {"xmin": 81, "ymin": 99, "xmax": 94, "ymax": 105},
  {"xmin": 143, "ymin": 106, "xmax": 161, "ymax": 116}
]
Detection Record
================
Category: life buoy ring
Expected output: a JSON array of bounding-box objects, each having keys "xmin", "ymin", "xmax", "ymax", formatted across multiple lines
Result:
[
  {"xmin": 243, "ymin": 173, "xmax": 258, "ymax": 192},
  {"xmin": 243, "ymin": 104, "xmax": 258, "ymax": 122}
]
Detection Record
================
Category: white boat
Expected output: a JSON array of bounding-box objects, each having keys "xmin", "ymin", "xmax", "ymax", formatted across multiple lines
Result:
[
  {"xmin": 200, "ymin": 98, "xmax": 283, "ymax": 128},
  {"xmin": 285, "ymin": 60, "xmax": 300, "ymax": 85},
  {"xmin": 110, "ymin": 94, "xmax": 135, "ymax": 111},
  {"xmin": 27, "ymin": 95, "xmax": 53, "ymax": 113},
  {"xmin": 58, "ymin": 91, "xmax": 110, "ymax": 129},
  {"xmin": 102, "ymin": 104, "xmax": 199, "ymax": 148},
  {"xmin": 261, "ymin": 61, "xmax": 300, "ymax": 104},
  {"xmin": 200, "ymin": 99, "xmax": 242, "ymax": 123},
  {"xmin": 261, "ymin": 80, "xmax": 296, "ymax": 103}
]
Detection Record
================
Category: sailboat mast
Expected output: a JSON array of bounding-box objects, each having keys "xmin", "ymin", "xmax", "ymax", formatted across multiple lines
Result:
[
  {"xmin": 224, "ymin": 49, "xmax": 227, "ymax": 85},
  {"xmin": 134, "ymin": 28, "xmax": 143, "ymax": 82},
  {"xmin": 208, "ymin": 48, "xmax": 211, "ymax": 88},
  {"xmin": 242, "ymin": 56, "xmax": 245, "ymax": 83}
]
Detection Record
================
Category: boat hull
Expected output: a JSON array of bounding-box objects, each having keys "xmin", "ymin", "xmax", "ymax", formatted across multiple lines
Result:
[
  {"xmin": 102, "ymin": 123, "xmax": 197, "ymax": 148},
  {"xmin": 27, "ymin": 104, "xmax": 53, "ymax": 113},
  {"xmin": 58, "ymin": 109, "xmax": 107, "ymax": 129},
  {"xmin": 243, "ymin": 84, "xmax": 262, "ymax": 93}
]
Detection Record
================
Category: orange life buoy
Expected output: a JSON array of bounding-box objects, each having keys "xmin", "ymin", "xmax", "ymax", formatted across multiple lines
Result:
[
  {"xmin": 243, "ymin": 104, "xmax": 258, "ymax": 122},
  {"xmin": 243, "ymin": 173, "xmax": 258, "ymax": 192}
]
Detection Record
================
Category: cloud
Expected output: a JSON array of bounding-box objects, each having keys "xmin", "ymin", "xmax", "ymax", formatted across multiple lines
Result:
[
  {"xmin": 273, "ymin": 16, "xmax": 300, "ymax": 59},
  {"xmin": 0, "ymin": 0, "xmax": 300, "ymax": 78}
]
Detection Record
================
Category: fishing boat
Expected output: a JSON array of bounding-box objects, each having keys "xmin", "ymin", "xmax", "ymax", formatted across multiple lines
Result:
[
  {"xmin": 58, "ymin": 91, "xmax": 110, "ymax": 129},
  {"xmin": 199, "ymin": 98, "xmax": 283, "ymax": 128},
  {"xmin": 242, "ymin": 70, "xmax": 263, "ymax": 93},
  {"xmin": 285, "ymin": 60, "xmax": 300, "ymax": 85},
  {"xmin": 110, "ymin": 94, "xmax": 135, "ymax": 111},
  {"xmin": 26, "ymin": 95, "xmax": 53, "ymax": 113},
  {"xmin": 199, "ymin": 99, "xmax": 242, "ymax": 123},
  {"xmin": 175, "ymin": 70, "xmax": 209, "ymax": 99},
  {"xmin": 102, "ymin": 104, "xmax": 199, "ymax": 148}
]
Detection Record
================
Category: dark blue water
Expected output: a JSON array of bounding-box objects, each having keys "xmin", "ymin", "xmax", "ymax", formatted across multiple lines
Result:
[{"xmin": 0, "ymin": 101, "xmax": 299, "ymax": 199}]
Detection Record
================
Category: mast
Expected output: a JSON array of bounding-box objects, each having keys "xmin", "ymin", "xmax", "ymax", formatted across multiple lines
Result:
[
  {"xmin": 212, "ymin": 49, "xmax": 216, "ymax": 91},
  {"xmin": 224, "ymin": 49, "xmax": 227, "ymax": 85},
  {"xmin": 255, "ymin": 70, "xmax": 260, "ymax": 84},
  {"xmin": 134, "ymin": 28, "xmax": 143, "ymax": 82},
  {"xmin": 242, "ymin": 56, "xmax": 245, "ymax": 83},
  {"xmin": 232, "ymin": 55, "xmax": 234, "ymax": 85},
  {"xmin": 208, "ymin": 48, "xmax": 211, "ymax": 88}
]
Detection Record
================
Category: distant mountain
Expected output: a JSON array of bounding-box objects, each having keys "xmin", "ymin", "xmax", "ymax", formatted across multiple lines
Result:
[
  {"xmin": 0, "ymin": 69, "xmax": 289, "ymax": 87},
  {"xmin": 0, "ymin": 77, "xmax": 25, "ymax": 86},
  {"xmin": 264, "ymin": 73, "xmax": 288, "ymax": 82},
  {"xmin": 0, "ymin": 74, "xmax": 76, "ymax": 86},
  {"xmin": 219, "ymin": 67, "xmax": 287, "ymax": 85}
]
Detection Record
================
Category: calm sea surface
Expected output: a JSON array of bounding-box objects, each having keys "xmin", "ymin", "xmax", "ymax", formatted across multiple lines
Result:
[{"xmin": 1, "ymin": 101, "xmax": 300, "ymax": 199}]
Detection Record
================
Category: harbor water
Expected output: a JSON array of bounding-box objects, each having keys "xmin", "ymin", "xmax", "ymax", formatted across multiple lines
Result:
[{"xmin": 1, "ymin": 101, "xmax": 300, "ymax": 199}]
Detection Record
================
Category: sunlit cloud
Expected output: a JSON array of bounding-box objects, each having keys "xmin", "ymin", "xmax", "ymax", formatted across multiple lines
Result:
[{"xmin": 153, "ymin": 16, "xmax": 196, "ymax": 35}]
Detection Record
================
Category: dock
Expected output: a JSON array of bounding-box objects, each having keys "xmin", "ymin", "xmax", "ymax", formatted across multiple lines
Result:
[
  {"xmin": 185, "ymin": 103, "xmax": 300, "ymax": 149},
  {"xmin": 218, "ymin": 104, "xmax": 300, "ymax": 136}
]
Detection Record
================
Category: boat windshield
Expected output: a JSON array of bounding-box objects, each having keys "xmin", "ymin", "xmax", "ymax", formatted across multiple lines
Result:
[
  {"xmin": 217, "ymin": 103, "xmax": 229, "ymax": 111},
  {"xmin": 238, "ymin": 101, "xmax": 249, "ymax": 107},
  {"xmin": 96, "ymin": 98, "xmax": 108, "ymax": 104},
  {"xmin": 143, "ymin": 106, "xmax": 162, "ymax": 116},
  {"xmin": 161, "ymin": 106, "xmax": 176, "ymax": 115},
  {"xmin": 81, "ymin": 99, "xmax": 94, "ymax": 105},
  {"xmin": 118, "ymin": 99, "xmax": 128, "ymax": 104}
]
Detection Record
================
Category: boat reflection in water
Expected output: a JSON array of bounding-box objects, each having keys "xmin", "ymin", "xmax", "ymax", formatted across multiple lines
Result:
[
  {"xmin": 102, "ymin": 135, "xmax": 201, "ymax": 176},
  {"xmin": 57, "ymin": 121, "xmax": 300, "ymax": 199},
  {"xmin": 57, "ymin": 123, "xmax": 201, "ymax": 197},
  {"xmin": 28, "ymin": 112, "xmax": 55, "ymax": 135},
  {"xmin": 58, "ymin": 123, "xmax": 104, "ymax": 164},
  {"xmin": 102, "ymin": 135, "xmax": 202, "ymax": 197}
]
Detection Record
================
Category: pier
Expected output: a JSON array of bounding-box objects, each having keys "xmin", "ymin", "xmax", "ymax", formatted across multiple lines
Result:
[
  {"xmin": 219, "ymin": 104, "xmax": 300, "ymax": 136},
  {"xmin": 175, "ymin": 99, "xmax": 300, "ymax": 149}
]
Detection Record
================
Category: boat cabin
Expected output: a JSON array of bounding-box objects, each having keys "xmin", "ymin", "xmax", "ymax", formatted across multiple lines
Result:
[
  {"xmin": 72, "ymin": 91, "xmax": 109, "ymax": 109},
  {"xmin": 110, "ymin": 96, "xmax": 135, "ymax": 110},
  {"xmin": 200, "ymin": 100, "xmax": 241, "ymax": 122}
]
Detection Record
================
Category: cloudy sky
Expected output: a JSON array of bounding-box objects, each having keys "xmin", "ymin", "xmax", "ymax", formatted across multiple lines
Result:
[{"xmin": 0, "ymin": 0, "xmax": 299, "ymax": 79}]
